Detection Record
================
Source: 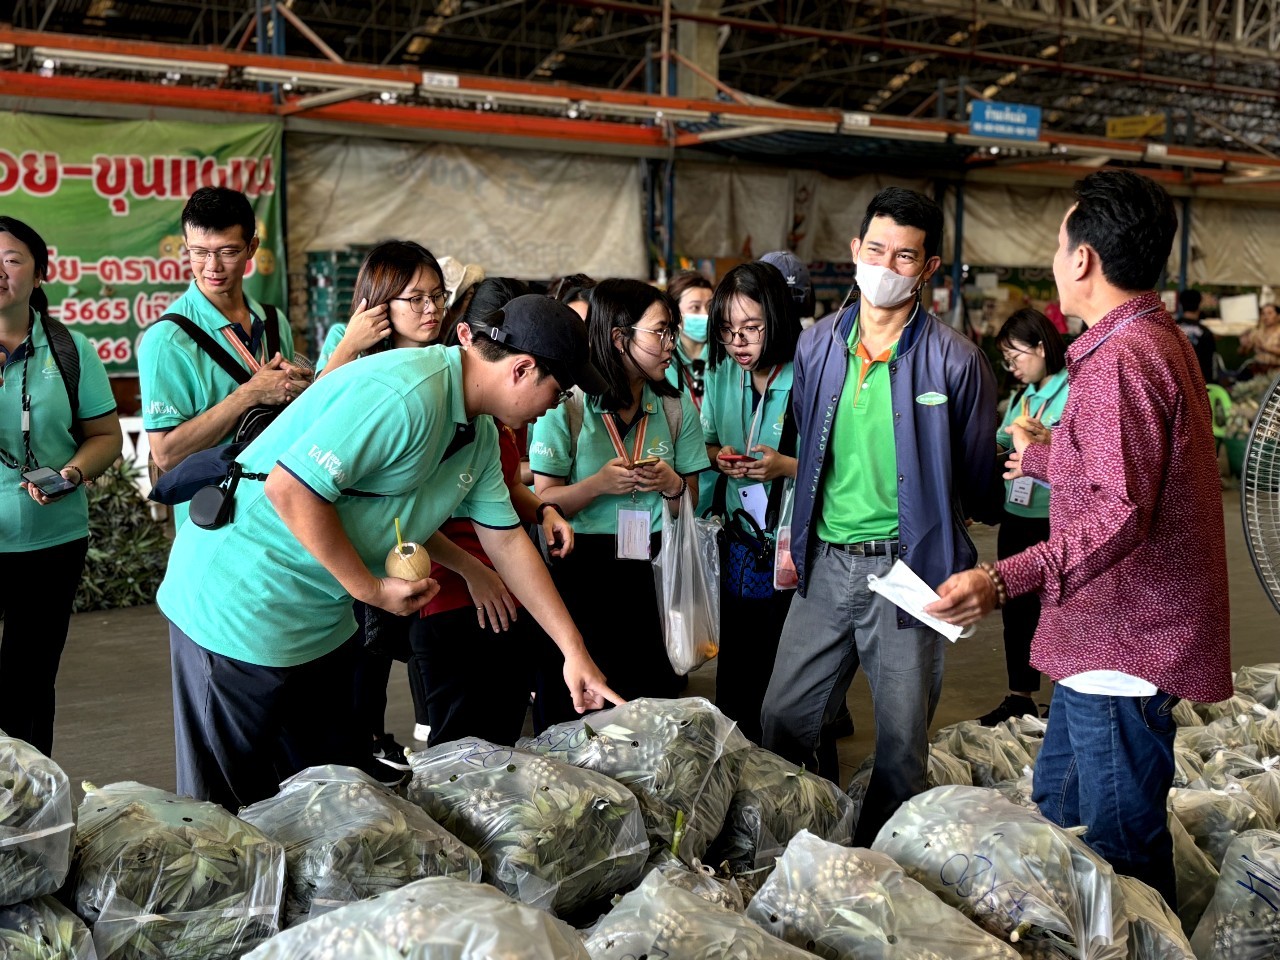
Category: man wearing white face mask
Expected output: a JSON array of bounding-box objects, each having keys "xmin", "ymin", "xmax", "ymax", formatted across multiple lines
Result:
[{"xmin": 760, "ymin": 187, "xmax": 998, "ymax": 846}]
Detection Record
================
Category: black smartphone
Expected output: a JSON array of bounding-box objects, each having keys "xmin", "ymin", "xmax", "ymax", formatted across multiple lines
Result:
[{"xmin": 21, "ymin": 467, "xmax": 77, "ymax": 499}]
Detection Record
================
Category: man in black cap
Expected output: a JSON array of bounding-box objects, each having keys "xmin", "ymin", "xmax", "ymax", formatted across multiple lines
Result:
[{"xmin": 158, "ymin": 295, "xmax": 617, "ymax": 809}]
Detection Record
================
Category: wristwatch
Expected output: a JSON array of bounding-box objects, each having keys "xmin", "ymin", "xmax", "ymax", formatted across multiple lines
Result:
[{"xmin": 534, "ymin": 501, "xmax": 560, "ymax": 524}]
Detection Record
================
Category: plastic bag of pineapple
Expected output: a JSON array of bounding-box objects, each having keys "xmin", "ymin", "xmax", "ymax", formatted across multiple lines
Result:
[
  {"xmin": 1169, "ymin": 814, "xmax": 1218, "ymax": 936},
  {"xmin": 1114, "ymin": 876, "xmax": 1195, "ymax": 959},
  {"xmin": 243, "ymin": 876, "xmax": 591, "ymax": 960},
  {"xmin": 1189, "ymin": 828, "xmax": 1280, "ymax": 959},
  {"xmin": 1233, "ymin": 663, "xmax": 1280, "ymax": 709},
  {"xmin": 1177, "ymin": 715, "xmax": 1263, "ymax": 761},
  {"xmin": 705, "ymin": 746, "xmax": 854, "ymax": 876},
  {"xmin": 68, "ymin": 782, "xmax": 285, "ymax": 959},
  {"xmin": 0, "ymin": 896, "xmax": 96, "ymax": 959},
  {"xmin": 583, "ymin": 868, "xmax": 811, "ymax": 959},
  {"xmin": 518, "ymin": 698, "xmax": 750, "ymax": 865},
  {"xmin": 1167, "ymin": 787, "xmax": 1265, "ymax": 868},
  {"xmin": 847, "ymin": 745, "xmax": 974, "ymax": 824},
  {"xmin": 1191, "ymin": 750, "xmax": 1280, "ymax": 825},
  {"xmin": 650, "ymin": 854, "xmax": 745, "ymax": 912},
  {"xmin": 238, "ymin": 765, "xmax": 481, "ymax": 926},
  {"xmin": 930, "ymin": 721, "xmax": 1034, "ymax": 788},
  {"xmin": 0, "ymin": 732, "xmax": 75, "ymax": 907},
  {"xmin": 746, "ymin": 829, "xmax": 1019, "ymax": 960},
  {"xmin": 1173, "ymin": 741, "xmax": 1206, "ymax": 787},
  {"xmin": 403, "ymin": 738, "xmax": 647, "ymax": 916},
  {"xmin": 1190, "ymin": 693, "xmax": 1261, "ymax": 725},
  {"xmin": 872, "ymin": 785, "xmax": 1131, "ymax": 960}
]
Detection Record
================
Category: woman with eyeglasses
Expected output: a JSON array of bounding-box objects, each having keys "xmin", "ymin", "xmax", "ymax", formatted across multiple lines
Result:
[
  {"xmin": 701, "ymin": 261, "xmax": 802, "ymax": 742},
  {"xmin": 315, "ymin": 240, "xmax": 448, "ymax": 377},
  {"xmin": 529, "ymin": 278, "xmax": 710, "ymax": 729},
  {"xmin": 312, "ymin": 240, "xmax": 450, "ymax": 781},
  {"xmin": 976, "ymin": 307, "xmax": 1069, "ymax": 727},
  {"xmin": 0, "ymin": 216, "xmax": 123, "ymax": 756}
]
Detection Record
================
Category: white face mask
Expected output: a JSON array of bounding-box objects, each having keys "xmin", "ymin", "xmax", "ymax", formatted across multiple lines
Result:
[{"xmin": 856, "ymin": 259, "xmax": 920, "ymax": 309}]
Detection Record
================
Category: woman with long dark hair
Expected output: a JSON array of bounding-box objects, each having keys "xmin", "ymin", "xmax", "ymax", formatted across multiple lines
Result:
[
  {"xmin": 701, "ymin": 261, "xmax": 802, "ymax": 741},
  {"xmin": 0, "ymin": 216, "xmax": 122, "ymax": 755},
  {"xmin": 529, "ymin": 278, "xmax": 709, "ymax": 729},
  {"xmin": 977, "ymin": 307, "xmax": 1069, "ymax": 726}
]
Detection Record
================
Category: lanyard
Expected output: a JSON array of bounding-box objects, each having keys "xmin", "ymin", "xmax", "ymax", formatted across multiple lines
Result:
[
  {"xmin": 1073, "ymin": 304, "xmax": 1162, "ymax": 364},
  {"xmin": 219, "ymin": 323, "xmax": 265, "ymax": 371},
  {"xmin": 741, "ymin": 365, "xmax": 782, "ymax": 453},
  {"xmin": 0, "ymin": 313, "xmax": 38, "ymax": 472},
  {"xmin": 601, "ymin": 410, "xmax": 648, "ymax": 465}
]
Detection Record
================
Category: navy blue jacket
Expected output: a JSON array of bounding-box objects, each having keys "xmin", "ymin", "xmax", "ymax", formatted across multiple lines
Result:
[{"xmin": 790, "ymin": 301, "xmax": 999, "ymax": 626}]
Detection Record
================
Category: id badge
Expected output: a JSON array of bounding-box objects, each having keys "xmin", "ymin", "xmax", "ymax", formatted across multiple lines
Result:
[
  {"xmin": 1008, "ymin": 476, "xmax": 1034, "ymax": 507},
  {"xmin": 616, "ymin": 505, "xmax": 652, "ymax": 560}
]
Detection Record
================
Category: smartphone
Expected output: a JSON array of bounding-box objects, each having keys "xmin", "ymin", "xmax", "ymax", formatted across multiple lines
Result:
[
  {"xmin": 22, "ymin": 467, "xmax": 77, "ymax": 498},
  {"xmin": 719, "ymin": 453, "xmax": 758, "ymax": 464},
  {"xmin": 631, "ymin": 456, "xmax": 661, "ymax": 467}
]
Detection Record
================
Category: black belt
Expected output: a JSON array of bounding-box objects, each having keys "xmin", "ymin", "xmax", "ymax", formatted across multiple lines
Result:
[{"xmin": 823, "ymin": 538, "xmax": 899, "ymax": 557}]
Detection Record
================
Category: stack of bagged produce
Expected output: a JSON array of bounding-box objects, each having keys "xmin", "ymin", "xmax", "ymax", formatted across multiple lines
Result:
[
  {"xmin": 403, "ymin": 738, "xmax": 647, "ymax": 916},
  {"xmin": 519, "ymin": 698, "xmax": 750, "ymax": 865},
  {"xmin": 238, "ymin": 765, "xmax": 481, "ymax": 925},
  {"xmin": 1189, "ymin": 829, "xmax": 1280, "ymax": 959},
  {"xmin": 243, "ymin": 876, "xmax": 591, "ymax": 960},
  {"xmin": 67, "ymin": 782, "xmax": 285, "ymax": 958}
]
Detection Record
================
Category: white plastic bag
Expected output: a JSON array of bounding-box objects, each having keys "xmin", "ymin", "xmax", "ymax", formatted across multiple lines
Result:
[
  {"xmin": 0, "ymin": 897, "xmax": 97, "ymax": 959},
  {"xmin": 0, "ymin": 733, "xmax": 74, "ymax": 907},
  {"xmin": 1115, "ymin": 875, "xmax": 1195, "ymax": 959},
  {"xmin": 243, "ymin": 876, "xmax": 591, "ymax": 960},
  {"xmin": 653, "ymin": 488, "xmax": 721, "ymax": 674},
  {"xmin": 1188, "ymin": 828, "xmax": 1280, "ymax": 959}
]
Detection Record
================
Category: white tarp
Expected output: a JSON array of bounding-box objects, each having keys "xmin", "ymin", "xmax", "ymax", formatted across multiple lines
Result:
[
  {"xmin": 286, "ymin": 134, "xmax": 647, "ymax": 279},
  {"xmin": 792, "ymin": 171, "xmax": 934, "ymax": 262},
  {"xmin": 674, "ymin": 162, "xmax": 791, "ymax": 258},
  {"xmin": 948, "ymin": 183, "xmax": 1075, "ymax": 268},
  {"xmin": 1185, "ymin": 197, "xmax": 1280, "ymax": 286}
]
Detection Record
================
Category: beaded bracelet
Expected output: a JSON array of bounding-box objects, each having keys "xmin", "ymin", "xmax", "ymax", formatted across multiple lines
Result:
[
  {"xmin": 64, "ymin": 465, "xmax": 85, "ymax": 486},
  {"xmin": 660, "ymin": 476, "xmax": 688, "ymax": 501},
  {"xmin": 977, "ymin": 561, "xmax": 1008, "ymax": 609}
]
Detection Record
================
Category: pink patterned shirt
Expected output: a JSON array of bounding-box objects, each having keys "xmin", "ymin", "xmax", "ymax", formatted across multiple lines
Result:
[{"xmin": 997, "ymin": 292, "xmax": 1232, "ymax": 703}]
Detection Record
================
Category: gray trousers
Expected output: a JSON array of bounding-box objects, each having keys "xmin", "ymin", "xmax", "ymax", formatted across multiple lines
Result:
[{"xmin": 760, "ymin": 542, "xmax": 945, "ymax": 846}]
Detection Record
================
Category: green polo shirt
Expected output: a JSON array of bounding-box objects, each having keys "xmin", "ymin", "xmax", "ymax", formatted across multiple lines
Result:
[
  {"xmin": 528, "ymin": 385, "xmax": 709, "ymax": 535},
  {"xmin": 700, "ymin": 361, "xmax": 793, "ymax": 529},
  {"xmin": 156, "ymin": 345, "xmax": 518, "ymax": 668},
  {"xmin": 818, "ymin": 326, "xmax": 899, "ymax": 544},
  {"xmin": 996, "ymin": 367, "xmax": 1069, "ymax": 518},
  {"xmin": 0, "ymin": 312, "xmax": 116, "ymax": 553},
  {"xmin": 666, "ymin": 342, "xmax": 716, "ymax": 508},
  {"xmin": 138, "ymin": 281, "xmax": 294, "ymax": 527},
  {"xmin": 314, "ymin": 323, "xmax": 347, "ymax": 375}
]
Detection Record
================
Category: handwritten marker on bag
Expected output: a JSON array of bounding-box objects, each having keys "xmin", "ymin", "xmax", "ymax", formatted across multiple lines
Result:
[{"xmin": 386, "ymin": 516, "xmax": 432, "ymax": 580}]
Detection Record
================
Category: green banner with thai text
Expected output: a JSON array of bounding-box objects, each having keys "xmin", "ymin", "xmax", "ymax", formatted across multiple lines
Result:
[{"xmin": 0, "ymin": 115, "xmax": 284, "ymax": 375}]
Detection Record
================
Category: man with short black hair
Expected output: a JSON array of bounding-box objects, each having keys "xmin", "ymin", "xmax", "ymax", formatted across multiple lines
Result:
[
  {"xmin": 1176, "ymin": 287, "xmax": 1217, "ymax": 383},
  {"xmin": 158, "ymin": 295, "xmax": 620, "ymax": 810},
  {"xmin": 929, "ymin": 170, "xmax": 1231, "ymax": 907},
  {"xmin": 139, "ymin": 187, "xmax": 308, "ymax": 525},
  {"xmin": 760, "ymin": 187, "xmax": 998, "ymax": 846}
]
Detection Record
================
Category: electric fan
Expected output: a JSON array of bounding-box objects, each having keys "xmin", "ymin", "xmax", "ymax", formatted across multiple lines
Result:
[{"xmin": 1242, "ymin": 375, "xmax": 1280, "ymax": 615}]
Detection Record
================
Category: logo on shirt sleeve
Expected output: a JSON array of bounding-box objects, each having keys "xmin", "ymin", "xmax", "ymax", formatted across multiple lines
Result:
[
  {"xmin": 146, "ymin": 399, "xmax": 180, "ymax": 416},
  {"xmin": 915, "ymin": 392, "xmax": 948, "ymax": 406},
  {"xmin": 529, "ymin": 440, "xmax": 559, "ymax": 460},
  {"xmin": 307, "ymin": 445, "xmax": 347, "ymax": 484}
]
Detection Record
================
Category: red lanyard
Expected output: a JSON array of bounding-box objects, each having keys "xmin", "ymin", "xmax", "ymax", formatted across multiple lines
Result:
[
  {"xmin": 219, "ymin": 325, "xmax": 265, "ymax": 371},
  {"xmin": 601, "ymin": 411, "xmax": 648, "ymax": 465}
]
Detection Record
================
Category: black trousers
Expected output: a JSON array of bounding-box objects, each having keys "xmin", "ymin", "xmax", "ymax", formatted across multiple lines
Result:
[
  {"xmin": 0, "ymin": 537, "xmax": 88, "ymax": 756},
  {"xmin": 997, "ymin": 512, "xmax": 1051, "ymax": 693},
  {"xmin": 715, "ymin": 587, "xmax": 793, "ymax": 744},
  {"xmin": 170, "ymin": 622, "xmax": 368, "ymax": 810},
  {"xmin": 409, "ymin": 605, "xmax": 534, "ymax": 747},
  {"xmin": 533, "ymin": 533, "xmax": 680, "ymax": 732}
]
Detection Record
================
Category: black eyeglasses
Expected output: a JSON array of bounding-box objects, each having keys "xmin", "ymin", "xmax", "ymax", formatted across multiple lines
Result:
[
  {"xmin": 391, "ymin": 291, "xmax": 448, "ymax": 313},
  {"xmin": 718, "ymin": 324, "xmax": 764, "ymax": 344}
]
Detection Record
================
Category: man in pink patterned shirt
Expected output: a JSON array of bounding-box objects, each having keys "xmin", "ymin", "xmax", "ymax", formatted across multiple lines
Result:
[{"xmin": 928, "ymin": 170, "xmax": 1231, "ymax": 907}]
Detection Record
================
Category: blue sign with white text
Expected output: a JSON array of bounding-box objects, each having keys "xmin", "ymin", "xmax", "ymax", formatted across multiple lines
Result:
[{"xmin": 970, "ymin": 101, "xmax": 1041, "ymax": 141}]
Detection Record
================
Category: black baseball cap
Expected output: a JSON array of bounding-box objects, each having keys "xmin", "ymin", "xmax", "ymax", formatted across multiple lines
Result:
[{"xmin": 473, "ymin": 294, "xmax": 608, "ymax": 395}]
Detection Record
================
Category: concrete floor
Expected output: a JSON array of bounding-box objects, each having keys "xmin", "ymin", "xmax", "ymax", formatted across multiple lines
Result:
[{"xmin": 49, "ymin": 489, "xmax": 1278, "ymax": 798}]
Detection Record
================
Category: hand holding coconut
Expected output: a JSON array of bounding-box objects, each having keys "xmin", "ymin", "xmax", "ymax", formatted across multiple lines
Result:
[{"xmin": 375, "ymin": 518, "xmax": 440, "ymax": 616}]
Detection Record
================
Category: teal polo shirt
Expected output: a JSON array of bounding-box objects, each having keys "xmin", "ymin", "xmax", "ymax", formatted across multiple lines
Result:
[
  {"xmin": 138, "ymin": 281, "xmax": 293, "ymax": 527},
  {"xmin": 0, "ymin": 312, "xmax": 116, "ymax": 552},
  {"xmin": 156, "ymin": 345, "xmax": 519, "ymax": 668},
  {"xmin": 996, "ymin": 367, "xmax": 1069, "ymax": 518},
  {"xmin": 528, "ymin": 385, "xmax": 709, "ymax": 535},
  {"xmin": 314, "ymin": 322, "xmax": 347, "ymax": 375},
  {"xmin": 699, "ymin": 361, "xmax": 793, "ymax": 527},
  {"xmin": 818, "ymin": 324, "xmax": 899, "ymax": 544}
]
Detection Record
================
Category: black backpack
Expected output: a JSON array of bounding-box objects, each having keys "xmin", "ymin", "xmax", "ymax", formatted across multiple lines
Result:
[{"xmin": 37, "ymin": 311, "xmax": 84, "ymax": 442}]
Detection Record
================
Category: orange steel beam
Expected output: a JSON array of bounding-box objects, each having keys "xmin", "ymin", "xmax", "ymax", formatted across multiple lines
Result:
[{"xmin": 0, "ymin": 70, "xmax": 274, "ymax": 114}]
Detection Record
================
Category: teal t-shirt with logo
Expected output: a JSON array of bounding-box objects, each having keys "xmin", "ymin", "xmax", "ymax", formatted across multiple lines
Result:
[
  {"xmin": 996, "ymin": 367, "xmax": 1069, "ymax": 518},
  {"xmin": 314, "ymin": 322, "xmax": 347, "ymax": 375},
  {"xmin": 528, "ymin": 384, "xmax": 710, "ymax": 535},
  {"xmin": 0, "ymin": 312, "xmax": 117, "ymax": 552},
  {"xmin": 699, "ymin": 360, "xmax": 793, "ymax": 529},
  {"xmin": 156, "ymin": 345, "xmax": 518, "ymax": 667}
]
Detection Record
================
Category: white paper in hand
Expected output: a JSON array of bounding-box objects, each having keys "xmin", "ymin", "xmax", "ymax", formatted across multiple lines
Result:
[{"xmin": 866, "ymin": 560, "xmax": 974, "ymax": 643}]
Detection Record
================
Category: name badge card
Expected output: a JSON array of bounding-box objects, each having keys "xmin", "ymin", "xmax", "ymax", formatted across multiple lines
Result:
[
  {"xmin": 617, "ymin": 506, "xmax": 652, "ymax": 560},
  {"xmin": 1008, "ymin": 476, "xmax": 1035, "ymax": 506}
]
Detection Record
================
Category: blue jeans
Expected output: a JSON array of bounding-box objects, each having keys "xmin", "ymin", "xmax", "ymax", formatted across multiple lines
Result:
[
  {"xmin": 761, "ymin": 543, "xmax": 945, "ymax": 846},
  {"xmin": 1031, "ymin": 684, "xmax": 1180, "ymax": 907}
]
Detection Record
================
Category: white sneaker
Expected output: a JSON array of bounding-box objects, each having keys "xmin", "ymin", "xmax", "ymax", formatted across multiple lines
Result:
[{"xmin": 413, "ymin": 723, "xmax": 432, "ymax": 743}]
